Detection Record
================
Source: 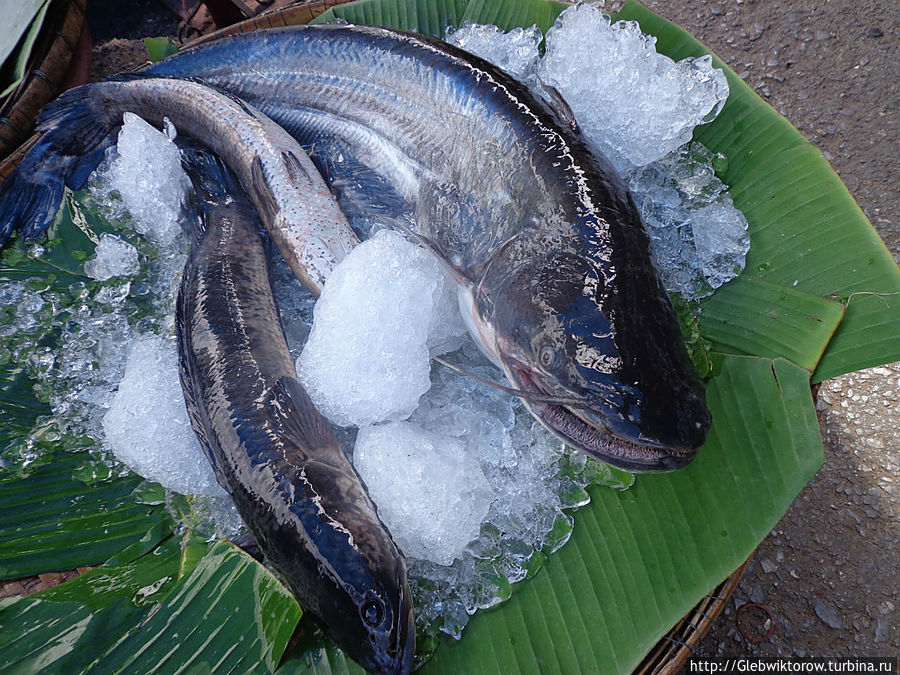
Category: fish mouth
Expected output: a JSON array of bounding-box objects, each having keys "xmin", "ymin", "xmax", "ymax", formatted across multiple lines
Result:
[{"xmin": 508, "ymin": 364, "xmax": 697, "ymax": 473}]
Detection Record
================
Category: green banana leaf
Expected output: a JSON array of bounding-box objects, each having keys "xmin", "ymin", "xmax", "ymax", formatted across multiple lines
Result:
[
  {"xmin": 0, "ymin": 0, "xmax": 897, "ymax": 673},
  {"xmin": 0, "ymin": 540, "xmax": 302, "ymax": 674}
]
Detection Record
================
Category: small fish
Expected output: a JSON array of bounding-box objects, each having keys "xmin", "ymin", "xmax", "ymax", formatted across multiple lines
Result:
[
  {"xmin": 176, "ymin": 146, "xmax": 414, "ymax": 674},
  {"xmin": 150, "ymin": 24, "xmax": 712, "ymax": 471},
  {"xmin": 0, "ymin": 73, "xmax": 357, "ymax": 294}
]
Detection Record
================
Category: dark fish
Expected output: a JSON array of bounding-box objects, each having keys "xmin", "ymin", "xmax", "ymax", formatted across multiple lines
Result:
[
  {"xmin": 151, "ymin": 24, "xmax": 711, "ymax": 471},
  {"xmin": 176, "ymin": 146, "xmax": 414, "ymax": 674},
  {"xmin": 0, "ymin": 73, "xmax": 357, "ymax": 294}
]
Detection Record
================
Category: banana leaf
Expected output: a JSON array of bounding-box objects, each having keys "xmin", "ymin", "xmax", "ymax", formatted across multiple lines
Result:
[
  {"xmin": 0, "ymin": 540, "xmax": 302, "ymax": 674},
  {"xmin": 0, "ymin": 0, "xmax": 897, "ymax": 673}
]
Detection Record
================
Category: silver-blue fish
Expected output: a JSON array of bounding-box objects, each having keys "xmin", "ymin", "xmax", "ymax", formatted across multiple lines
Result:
[{"xmin": 176, "ymin": 146, "xmax": 414, "ymax": 674}]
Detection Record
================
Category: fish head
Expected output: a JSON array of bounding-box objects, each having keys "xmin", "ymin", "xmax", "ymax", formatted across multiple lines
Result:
[
  {"xmin": 263, "ymin": 465, "xmax": 415, "ymax": 673},
  {"xmin": 294, "ymin": 497, "xmax": 416, "ymax": 675},
  {"xmin": 316, "ymin": 549, "xmax": 415, "ymax": 675},
  {"xmin": 471, "ymin": 225, "xmax": 711, "ymax": 472}
]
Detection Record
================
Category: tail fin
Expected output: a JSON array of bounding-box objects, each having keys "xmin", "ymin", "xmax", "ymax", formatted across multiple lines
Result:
[
  {"xmin": 178, "ymin": 138, "xmax": 241, "ymax": 206},
  {"xmin": 177, "ymin": 138, "xmax": 255, "ymax": 244},
  {"xmin": 0, "ymin": 84, "xmax": 119, "ymax": 248}
]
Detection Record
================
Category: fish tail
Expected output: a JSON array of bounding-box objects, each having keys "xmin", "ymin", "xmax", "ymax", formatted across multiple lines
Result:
[
  {"xmin": 178, "ymin": 139, "xmax": 240, "ymax": 204},
  {"xmin": 0, "ymin": 84, "xmax": 119, "ymax": 248},
  {"xmin": 177, "ymin": 140, "xmax": 247, "ymax": 244}
]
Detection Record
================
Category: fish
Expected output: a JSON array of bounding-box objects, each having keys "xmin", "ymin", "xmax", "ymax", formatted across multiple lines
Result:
[
  {"xmin": 149, "ymin": 24, "xmax": 712, "ymax": 472},
  {"xmin": 0, "ymin": 72, "xmax": 358, "ymax": 295},
  {"xmin": 176, "ymin": 144, "xmax": 414, "ymax": 674}
]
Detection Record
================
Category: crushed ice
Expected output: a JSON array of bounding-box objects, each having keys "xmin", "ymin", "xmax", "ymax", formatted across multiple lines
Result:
[
  {"xmin": 91, "ymin": 112, "xmax": 190, "ymax": 247},
  {"xmin": 103, "ymin": 334, "xmax": 225, "ymax": 498},
  {"xmin": 297, "ymin": 229, "xmax": 467, "ymax": 427},
  {"xmin": 84, "ymin": 233, "xmax": 139, "ymax": 281}
]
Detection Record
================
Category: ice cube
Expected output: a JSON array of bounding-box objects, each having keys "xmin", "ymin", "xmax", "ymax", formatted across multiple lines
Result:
[
  {"xmin": 84, "ymin": 233, "xmax": 140, "ymax": 281},
  {"xmin": 297, "ymin": 229, "xmax": 457, "ymax": 427},
  {"xmin": 93, "ymin": 112, "xmax": 189, "ymax": 246},
  {"xmin": 102, "ymin": 333, "xmax": 224, "ymax": 497},
  {"xmin": 446, "ymin": 23, "xmax": 542, "ymax": 81},
  {"xmin": 626, "ymin": 143, "xmax": 749, "ymax": 298},
  {"xmin": 353, "ymin": 421, "xmax": 493, "ymax": 566}
]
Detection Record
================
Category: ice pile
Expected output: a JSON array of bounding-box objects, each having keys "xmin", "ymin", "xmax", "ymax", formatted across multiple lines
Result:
[
  {"xmin": 445, "ymin": 23, "xmax": 541, "ymax": 81},
  {"xmin": 354, "ymin": 422, "xmax": 493, "ymax": 566},
  {"xmin": 14, "ymin": 111, "xmax": 223, "ymax": 503},
  {"xmin": 91, "ymin": 112, "xmax": 190, "ymax": 247},
  {"xmin": 297, "ymin": 229, "xmax": 466, "ymax": 426},
  {"xmin": 84, "ymin": 233, "xmax": 140, "ymax": 281},
  {"xmin": 538, "ymin": 3, "xmax": 729, "ymax": 173},
  {"xmin": 102, "ymin": 334, "xmax": 224, "ymax": 497},
  {"xmin": 627, "ymin": 143, "xmax": 750, "ymax": 297}
]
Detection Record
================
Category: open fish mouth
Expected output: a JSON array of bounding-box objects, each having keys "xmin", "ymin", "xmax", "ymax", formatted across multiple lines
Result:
[{"xmin": 509, "ymin": 364, "xmax": 698, "ymax": 473}]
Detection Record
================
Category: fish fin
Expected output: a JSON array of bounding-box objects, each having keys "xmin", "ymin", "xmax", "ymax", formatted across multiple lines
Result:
[
  {"xmin": 388, "ymin": 215, "xmax": 472, "ymax": 288},
  {"xmin": 281, "ymin": 150, "xmax": 312, "ymax": 184},
  {"xmin": 0, "ymin": 155, "xmax": 65, "ymax": 246},
  {"xmin": 535, "ymin": 78, "xmax": 578, "ymax": 130},
  {"xmin": 175, "ymin": 273, "xmax": 233, "ymax": 495},
  {"xmin": 306, "ymin": 140, "xmax": 411, "ymax": 223},
  {"xmin": 250, "ymin": 155, "xmax": 278, "ymax": 225},
  {"xmin": 269, "ymin": 376, "xmax": 351, "ymax": 472},
  {"xmin": 0, "ymin": 85, "xmax": 120, "ymax": 246},
  {"xmin": 230, "ymin": 532, "xmax": 263, "ymax": 561}
]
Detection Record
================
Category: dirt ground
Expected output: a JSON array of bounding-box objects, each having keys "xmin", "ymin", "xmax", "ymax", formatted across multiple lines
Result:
[{"xmin": 85, "ymin": 0, "xmax": 899, "ymax": 663}]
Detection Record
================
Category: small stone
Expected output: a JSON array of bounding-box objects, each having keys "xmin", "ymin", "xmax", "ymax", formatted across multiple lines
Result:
[
  {"xmin": 867, "ymin": 27, "xmax": 884, "ymax": 38},
  {"xmin": 814, "ymin": 599, "xmax": 843, "ymax": 630},
  {"xmin": 749, "ymin": 584, "xmax": 766, "ymax": 604},
  {"xmin": 760, "ymin": 557, "xmax": 777, "ymax": 574},
  {"xmin": 875, "ymin": 618, "xmax": 891, "ymax": 642}
]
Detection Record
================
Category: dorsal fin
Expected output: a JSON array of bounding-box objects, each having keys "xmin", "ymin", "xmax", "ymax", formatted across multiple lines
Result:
[
  {"xmin": 268, "ymin": 376, "xmax": 352, "ymax": 473},
  {"xmin": 281, "ymin": 150, "xmax": 312, "ymax": 184},
  {"xmin": 536, "ymin": 78, "xmax": 578, "ymax": 130},
  {"xmin": 250, "ymin": 155, "xmax": 278, "ymax": 224}
]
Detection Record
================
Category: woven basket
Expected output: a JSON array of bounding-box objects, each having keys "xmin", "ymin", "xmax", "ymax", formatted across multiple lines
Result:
[
  {"xmin": 0, "ymin": 0, "xmax": 88, "ymax": 162},
  {"xmin": 0, "ymin": 1, "xmax": 746, "ymax": 668}
]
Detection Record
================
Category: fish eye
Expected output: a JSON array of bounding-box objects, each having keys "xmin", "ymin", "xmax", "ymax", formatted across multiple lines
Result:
[
  {"xmin": 539, "ymin": 344, "xmax": 557, "ymax": 369},
  {"xmin": 362, "ymin": 599, "xmax": 385, "ymax": 628}
]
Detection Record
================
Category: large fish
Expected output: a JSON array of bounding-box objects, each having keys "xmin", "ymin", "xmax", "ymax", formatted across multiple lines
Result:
[
  {"xmin": 176, "ymin": 145, "xmax": 414, "ymax": 674},
  {"xmin": 0, "ymin": 73, "xmax": 357, "ymax": 294},
  {"xmin": 150, "ymin": 24, "xmax": 712, "ymax": 471}
]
